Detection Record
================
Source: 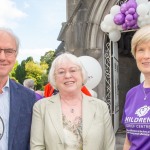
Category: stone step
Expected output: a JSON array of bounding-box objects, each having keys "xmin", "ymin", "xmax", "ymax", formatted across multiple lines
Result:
[{"xmin": 115, "ymin": 130, "xmax": 126, "ymax": 150}]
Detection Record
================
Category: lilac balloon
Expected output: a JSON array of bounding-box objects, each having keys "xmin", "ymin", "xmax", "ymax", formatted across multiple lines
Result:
[
  {"xmin": 114, "ymin": 13, "xmax": 125, "ymax": 25},
  {"xmin": 129, "ymin": 19, "xmax": 136, "ymax": 27},
  {"xmin": 132, "ymin": 24, "xmax": 139, "ymax": 29},
  {"xmin": 127, "ymin": 26, "xmax": 131, "ymax": 30},
  {"xmin": 125, "ymin": 20, "xmax": 131, "ymax": 27},
  {"xmin": 120, "ymin": 3, "xmax": 127, "ymax": 14},
  {"xmin": 125, "ymin": 14, "xmax": 133, "ymax": 21},
  {"xmin": 133, "ymin": 12, "xmax": 138, "ymax": 20},
  {"xmin": 126, "ymin": 0, "xmax": 137, "ymax": 9},
  {"xmin": 122, "ymin": 23, "xmax": 127, "ymax": 30},
  {"xmin": 125, "ymin": 11, "xmax": 129, "ymax": 15},
  {"xmin": 128, "ymin": 8, "xmax": 136, "ymax": 14}
]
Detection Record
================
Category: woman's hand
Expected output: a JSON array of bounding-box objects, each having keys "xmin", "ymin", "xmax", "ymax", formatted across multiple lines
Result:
[{"xmin": 123, "ymin": 134, "xmax": 131, "ymax": 150}]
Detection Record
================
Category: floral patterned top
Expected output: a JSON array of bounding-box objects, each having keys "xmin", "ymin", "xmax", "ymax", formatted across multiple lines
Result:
[{"xmin": 62, "ymin": 114, "xmax": 83, "ymax": 150}]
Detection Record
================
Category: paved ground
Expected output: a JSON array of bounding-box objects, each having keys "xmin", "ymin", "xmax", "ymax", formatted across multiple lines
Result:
[{"xmin": 116, "ymin": 130, "xmax": 126, "ymax": 150}]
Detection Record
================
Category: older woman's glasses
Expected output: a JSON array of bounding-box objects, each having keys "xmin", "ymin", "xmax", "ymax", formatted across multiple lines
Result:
[
  {"xmin": 0, "ymin": 48, "xmax": 16, "ymax": 57},
  {"xmin": 55, "ymin": 67, "xmax": 80, "ymax": 77}
]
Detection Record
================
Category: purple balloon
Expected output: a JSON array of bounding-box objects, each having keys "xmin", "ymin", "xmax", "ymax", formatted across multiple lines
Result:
[
  {"xmin": 125, "ymin": 14, "xmax": 133, "ymax": 21},
  {"xmin": 122, "ymin": 23, "xmax": 127, "ymax": 30},
  {"xmin": 129, "ymin": 19, "xmax": 136, "ymax": 27},
  {"xmin": 120, "ymin": 3, "xmax": 127, "ymax": 14},
  {"xmin": 132, "ymin": 24, "xmax": 139, "ymax": 29},
  {"xmin": 133, "ymin": 12, "xmax": 138, "ymax": 19},
  {"xmin": 114, "ymin": 13, "xmax": 125, "ymax": 25},
  {"xmin": 127, "ymin": 26, "xmax": 131, "ymax": 30},
  {"xmin": 125, "ymin": 20, "xmax": 131, "ymax": 27},
  {"xmin": 126, "ymin": 0, "xmax": 137, "ymax": 9},
  {"xmin": 128, "ymin": 8, "xmax": 136, "ymax": 14},
  {"xmin": 125, "ymin": 11, "xmax": 129, "ymax": 15},
  {"xmin": 125, "ymin": 19, "xmax": 136, "ymax": 28}
]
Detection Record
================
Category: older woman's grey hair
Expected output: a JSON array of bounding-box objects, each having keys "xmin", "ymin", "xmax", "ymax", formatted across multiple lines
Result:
[{"xmin": 49, "ymin": 53, "xmax": 88, "ymax": 89}]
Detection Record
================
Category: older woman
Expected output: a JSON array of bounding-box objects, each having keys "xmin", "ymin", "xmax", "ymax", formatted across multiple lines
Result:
[
  {"xmin": 122, "ymin": 25, "xmax": 150, "ymax": 150},
  {"xmin": 30, "ymin": 53, "xmax": 115, "ymax": 150}
]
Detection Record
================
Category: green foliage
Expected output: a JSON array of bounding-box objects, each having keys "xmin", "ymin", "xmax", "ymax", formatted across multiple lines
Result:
[
  {"xmin": 12, "ymin": 51, "xmax": 55, "ymax": 90},
  {"xmin": 9, "ymin": 61, "xmax": 19, "ymax": 80},
  {"xmin": 14, "ymin": 57, "xmax": 35, "ymax": 84},
  {"xmin": 15, "ymin": 60, "xmax": 26, "ymax": 84},
  {"xmin": 25, "ymin": 61, "xmax": 48, "ymax": 90},
  {"xmin": 40, "ymin": 50, "xmax": 55, "ymax": 73},
  {"xmin": 26, "ymin": 56, "xmax": 33, "ymax": 62}
]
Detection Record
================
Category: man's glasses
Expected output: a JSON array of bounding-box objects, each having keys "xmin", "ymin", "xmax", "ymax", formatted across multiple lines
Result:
[
  {"xmin": 0, "ymin": 48, "xmax": 16, "ymax": 57},
  {"xmin": 55, "ymin": 67, "xmax": 81, "ymax": 77}
]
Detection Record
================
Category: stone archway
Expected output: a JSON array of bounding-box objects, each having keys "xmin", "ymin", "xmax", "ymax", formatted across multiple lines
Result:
[
  {"xmin": 59, "ymin": 0, "xmax": 140, "ymax": 130},
  {"xmin": 83, "ymin": 0, "xmax": 141, "ymax": 130}
]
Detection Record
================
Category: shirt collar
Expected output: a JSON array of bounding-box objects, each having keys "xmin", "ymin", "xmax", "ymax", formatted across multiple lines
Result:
[{"xmin": 2, "ymin": 78, "xmax": 10, "ymax": 91}]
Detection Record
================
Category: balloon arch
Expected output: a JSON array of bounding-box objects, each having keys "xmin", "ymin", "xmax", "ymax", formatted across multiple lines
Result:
[{"xmin": 100, "ymin": 0, "xmax": 150, "ymax": 42}]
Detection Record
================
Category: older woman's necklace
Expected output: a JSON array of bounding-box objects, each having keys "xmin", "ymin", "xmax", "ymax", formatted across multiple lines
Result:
[{"xmin": 61, "ymin": 99, "xmax": 82, "ymax": 113}]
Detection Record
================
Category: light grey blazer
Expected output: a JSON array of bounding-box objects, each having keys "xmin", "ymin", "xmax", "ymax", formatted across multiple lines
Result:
[{"xmin": 30, "ymin": 93, "xmax": 115, "ymax": 150}]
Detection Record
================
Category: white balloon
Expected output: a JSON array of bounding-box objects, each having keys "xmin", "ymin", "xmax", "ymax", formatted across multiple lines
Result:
[
  {"xmin": 88, "ymin": 89, "xmax": 97, "ymax": 98},
  {"xmin": 138, "ymin": 14, "xmax": 150, "ymax": 26},
  {"xmin": 110, "ymin": 22, "xmax": 118, "ymax": 30},
  {"xmin": 136, "ymin": 4, "xmax": 149, "ymax": 16},
  {"xmin": 100, "ymin": 21, "xmax": 116, "ymax": 33},
  {"xmin": 101, "ymin": 14, "xmax": 118, "ymax": 33},
  {"xmin": 104, "ymin": 14, "xmax": 114, "ymax": 25},
  {"xmin": 100, "ymin": 21, "xmax": 109, "ymax": 32},
  {"xmin": 109, "ymin": 30, "xmax": 121, "ymax": 42},
  {"xmin": 136, "ymin": 0, "xmax": 148, "ymax": 5},
  {"xmin": 106, "ymin": 23, "xmax": 118, "ymax": 33},
  {"xmin": 107, "ymin": 26, "xmax": 114, "ymax": 33},
  {"xmin": 146, "ymin": 15, "xmax": 150, "ymax": 24},
  {"xmin": 144, "ymin": 15, "xmax": 149, "ymax": 20},
  {"xmin": 110, "ymin": 5, "xmax": 121, "ymax": 16},
  {"xmin": 117, "ymin": 25, "xmax": 123, "ymax": 31},
  {"xmin": 78, "ymin": 56, "xmax": 102, "ymax": 89},
  {"xmin": 138, "ymin": 16, "xmax": 144, "ymax": 22},
  {"xmin": 137, "ymin": 20, "xmax": 142, "ymax": 27},
  {"xmin": 140, "ymin": 73, "xmax": 145, "ymax": 83},
  {"xmin": 140, "ymin": 21, "xmax": 147, "ymax": 27}
]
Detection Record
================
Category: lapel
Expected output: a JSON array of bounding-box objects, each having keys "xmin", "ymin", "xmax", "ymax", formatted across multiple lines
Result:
[
  {"xmin": 47, "ymin": 94, "xmax": 64, "ymax": 144},
  {"xmin": 8, "ymin": 80, "xmax": 22, "ymax": 150},
  {"xmin": 82, "ymin": 95, "xmax": 96, "ymax": 140}
]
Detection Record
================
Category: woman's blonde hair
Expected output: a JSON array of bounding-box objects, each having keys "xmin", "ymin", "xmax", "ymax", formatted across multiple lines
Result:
[{"xmin": 131, "ymin": 25, "xmax": 150, "ymax": 58}]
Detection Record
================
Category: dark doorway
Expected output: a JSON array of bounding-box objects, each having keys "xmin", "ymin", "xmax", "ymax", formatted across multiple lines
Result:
[{"xmin": 118, "ymin": 31, "xmax": 140, "ymax": 129}]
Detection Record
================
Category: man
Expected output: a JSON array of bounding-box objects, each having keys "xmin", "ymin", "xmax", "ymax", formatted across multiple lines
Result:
[
  {"xmin": 23, "ymin": 79, "xmax": 35, "ymax": 90},
  {"xmin": 0, "ymin": 28, "xmax": 36, "ymax": 150}
]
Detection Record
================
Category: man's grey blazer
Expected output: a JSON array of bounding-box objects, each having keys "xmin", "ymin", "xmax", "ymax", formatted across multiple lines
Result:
[{"xmin": 8, "ymin": 79, "xmax": 36, "ymax": 150}]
